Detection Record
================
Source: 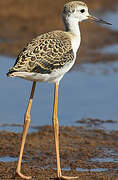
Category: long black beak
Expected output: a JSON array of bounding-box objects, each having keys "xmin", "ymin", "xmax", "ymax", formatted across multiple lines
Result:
[{"xmin": 88, "ymin": 15, "xmax": 112, "ymax": 25}]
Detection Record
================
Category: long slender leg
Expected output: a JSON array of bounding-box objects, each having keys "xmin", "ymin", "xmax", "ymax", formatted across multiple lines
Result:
[
  {"xmin": 52, "ymin": 83, "xmax": 61, "ymax": 178},
  {"xmin": 16, "ymin": 81, "xmax": 36, "ymax": 179},
  {"xmin": 52, "ymin": 83, "xmax": 78, "ymax": 180}
]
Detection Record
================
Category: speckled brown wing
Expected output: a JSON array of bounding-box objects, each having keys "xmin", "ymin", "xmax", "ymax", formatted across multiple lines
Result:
[{"xmin": 7, "ymin": 31, "xmax": 74, "ymax": 75}]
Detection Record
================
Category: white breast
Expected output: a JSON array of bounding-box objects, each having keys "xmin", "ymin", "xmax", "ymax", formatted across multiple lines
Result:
[{"xmin": 71, "ymin": 35, "xmax": 81, "ymax": 57}]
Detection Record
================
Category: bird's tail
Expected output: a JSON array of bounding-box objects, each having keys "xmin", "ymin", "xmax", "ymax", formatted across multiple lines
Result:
[{"xmin": 7, "ymin": 69, "xmax": 16, "ymax": 77}]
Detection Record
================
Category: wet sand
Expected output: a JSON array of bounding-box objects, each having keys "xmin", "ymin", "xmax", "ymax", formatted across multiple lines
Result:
[
  {"xmin": 1, "ymin": 122, "xmax": 118, "ymax": 179},
  {"xmin": 0, "ymin": 0, "xmax": 118, "ymax": 64}
]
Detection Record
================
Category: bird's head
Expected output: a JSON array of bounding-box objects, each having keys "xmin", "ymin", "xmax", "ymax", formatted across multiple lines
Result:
[{"xmin": 62, "ymin": 1, "xmax": 112, "ymax": 25}]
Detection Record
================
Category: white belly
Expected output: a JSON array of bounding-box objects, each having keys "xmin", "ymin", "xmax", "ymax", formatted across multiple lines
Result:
[{"xmin": 13, "ymin": 60, "xmax": 75, "ymax": 84}]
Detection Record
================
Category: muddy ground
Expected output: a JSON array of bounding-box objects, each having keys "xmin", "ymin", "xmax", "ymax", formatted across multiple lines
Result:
[
  {"xmin": 1, "ymin": 120, "xmax": 118, "ymax": 180},
  {"xmin": 0, "ymin": 0, "xmax": 118, "ymax": 64}
]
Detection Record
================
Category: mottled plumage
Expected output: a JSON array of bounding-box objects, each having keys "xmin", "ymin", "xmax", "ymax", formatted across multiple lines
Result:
[{"xmin": 7, "ymin": 31, "xmax": 74, "ymax": 75}]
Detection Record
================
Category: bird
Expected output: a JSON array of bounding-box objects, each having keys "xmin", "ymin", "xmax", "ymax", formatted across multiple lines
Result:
[{"xmin": 7, "ymin": 1, "xmax": 111, "ymax": 179}]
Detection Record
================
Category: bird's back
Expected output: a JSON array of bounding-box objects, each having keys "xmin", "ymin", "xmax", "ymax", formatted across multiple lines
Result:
[{"xmin": 7, "ymin": 30, "xmax": 75, "ymax": 76}]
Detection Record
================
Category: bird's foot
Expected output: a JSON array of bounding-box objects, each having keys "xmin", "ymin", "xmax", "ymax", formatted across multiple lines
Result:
[
  {"xmin": 57, "ymin": 175, "xmax": 78, "ymax": 180},
  {"xmin": 16, "ymin": 171, "xmax": 32, "ymax": 179}
]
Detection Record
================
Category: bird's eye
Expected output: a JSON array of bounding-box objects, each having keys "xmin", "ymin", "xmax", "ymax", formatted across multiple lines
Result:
[{"xmin": 80, "ymin": 9, "xmax": 85, "ymax": 13}]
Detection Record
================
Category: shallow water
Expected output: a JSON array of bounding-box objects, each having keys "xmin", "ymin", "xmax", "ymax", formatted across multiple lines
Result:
[
  {"xmin": 0, "ymin": 56, "xmax": 118, "ymax": 132},
  {"xmin": 90, "ymin": 147, "xmax": 118, "ymax": 164},
  {"xmin": 62, "ymin": 167, "xmax": 107, "ymax": 172},
  {"xmin": 76, "ymin": 167, "xmax": 108, "ymax": 172},
  {"xmin": 101, "ymin": 44, "xmax": 118, "ymax": 54},
  {"xmin": 0, "ymin": 156, "xmax": 18, "ymax": 162},
  {"xmin": 0, "ymin": 123, "xmax": 38, "ymax": 133},
  {"xmin": 99, "ymin": 121, "xmax": 118, "ymax": 131},
  {"xmin": 91, "ymin": 157, "xmax": 118, "ymax": 163},
  {"xmin": 77, "ymin": 116, "xmax": 118, "ymax": 131},
  {"xmin": 96, "ymin": 43, "xmax": 118, "ymax": 55},
  {"xmin": 103, "ymin": 11, "xmax": 118, "ymax": 31}
]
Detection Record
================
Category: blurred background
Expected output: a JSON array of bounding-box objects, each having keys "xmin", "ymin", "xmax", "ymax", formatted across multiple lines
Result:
[{"xmin": 0, "ymin": 0, "xmax": 118, "ymax": 132}]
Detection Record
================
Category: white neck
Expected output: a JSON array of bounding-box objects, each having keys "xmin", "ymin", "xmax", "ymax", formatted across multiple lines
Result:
[
  {"xmin": 63, "ymin": 17, "xmax": 81, "ymax": 55},
  {"xmin": 63, "ymin": 16, "xmax": 80, "ymax": 37}
]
